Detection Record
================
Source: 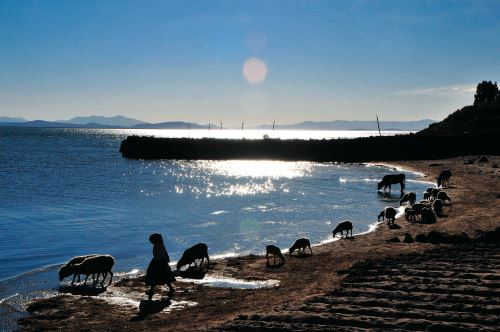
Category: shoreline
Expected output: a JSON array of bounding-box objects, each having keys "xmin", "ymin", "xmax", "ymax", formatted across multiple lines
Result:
[
  {"xmin": 14, "ymin": 156, "xmax": 500, "ymax": 331},
  {"xmin": 0, "ymin": 162, "xmax": 429, "ymax": 284}
]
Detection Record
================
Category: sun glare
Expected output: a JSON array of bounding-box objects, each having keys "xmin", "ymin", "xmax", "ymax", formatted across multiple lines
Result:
[{"xmin": 243, "ymin": 58, "xmax": 268, "ymax": 85}]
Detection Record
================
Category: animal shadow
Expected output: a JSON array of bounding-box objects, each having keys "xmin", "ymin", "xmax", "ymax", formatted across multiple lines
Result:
[
  {"xmin": 290, "ymin": 252, "xmax": 313, "ymax": 259},
  {"xmin": 266, "ymin": 261, "xmax": 285, "ymax": 269},
  {"xmin": 58, "ymin": 284, "xmax": 107, "ymax": 296},
  {"xmin": 131, "ymin": 298, "xmax": 172, "ymax": 321},
  {"xmin": 176, "ymin": 266, "xmax": 207, "ymax": 280},
  {"xmin": 388, "ymin": 223, "xmax": 401, "ymax": 229}
]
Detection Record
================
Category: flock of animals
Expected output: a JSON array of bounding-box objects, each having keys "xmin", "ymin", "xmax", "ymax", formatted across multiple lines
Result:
[{"xmin": 59, "ymin": 169, "xmax": 452, "ymax": 285}]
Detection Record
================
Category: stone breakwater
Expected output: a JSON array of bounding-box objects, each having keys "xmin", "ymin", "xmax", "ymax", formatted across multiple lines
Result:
[{"xmin": 120, "ymin": 132, "xmax": 500, "ymax": 161}]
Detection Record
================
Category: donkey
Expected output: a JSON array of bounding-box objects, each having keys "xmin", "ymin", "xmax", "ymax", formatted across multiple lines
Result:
[
  {"xmin": 378, "ymin": 174, "xmax": 406, "ymax": 194},
  {"xmin": 332, "ymin": 221, "xmax": 353, "ymax": 239}
]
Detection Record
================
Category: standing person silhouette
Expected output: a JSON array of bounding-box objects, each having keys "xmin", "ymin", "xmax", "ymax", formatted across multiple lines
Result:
[{"xmin": 145, "ymin": 233, "xmax": 175, "ymax": 300}]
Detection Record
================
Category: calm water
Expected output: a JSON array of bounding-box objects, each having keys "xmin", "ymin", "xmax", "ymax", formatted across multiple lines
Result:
[{"xmin": 0, "ymin": 127, "xmax": 429, "ymax": 328}]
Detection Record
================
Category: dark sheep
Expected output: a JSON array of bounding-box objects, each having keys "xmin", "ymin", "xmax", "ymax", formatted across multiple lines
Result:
[
  {"xmin": 176, "ymin": 243, "xmax": 209, "ymax": 271},
  {"xmin": 399, "ymin": 192, "xmax": 416, "ymax": 205},
  {"xmin": 266, "ymin": 245, "xmax": 285, "ymax": 266},
  {"xmin": 289, "ymin": 238, "xmax": 313, "ymax": 256},
  {"xmin": 377, "ymin": 174, "xmax": 405, "ymax": 194},
  {"xmin": 59, "ymin": 255, "xmax": 114, "ymax": 287},
  {"xmin": 437, "ymin": 191, "xmax": 451, "ymax": 204},
  {"xmin": 437, "ymin": 170, "xmax": 452, "ymax": 188},
  {"xmin": 432, "ymin": 198, "xmax": 444, "ymax": 215},
  {"xmin": 423, "ymin": 192, "xmax": 431, "ymax": 201},
  {"xmin": 378, "ymin": 207, "xmax": 397, "ymax": 225},
  {"xmin": 421, "ymin": 207, "xmax": 437, "ymax": 224},
  {"xmin": 332, "ymin": 221, "xmax": 353, "ymax": 238},
  {"xmin": 431, "ymin": 188, "xmax": 441, "ymax": 200},
  {"xmin": 410, "ymin": 203, "xmax": 427, "ymax": 221},
  {"xmin": 404, "ymin": 207, "xmax": 415, "ymax": 222}
]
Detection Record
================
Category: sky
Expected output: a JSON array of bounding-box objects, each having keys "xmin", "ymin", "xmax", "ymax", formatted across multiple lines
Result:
[{"xmin": 1, "ymin": 0, "xmax": 499, "ymax": 125}]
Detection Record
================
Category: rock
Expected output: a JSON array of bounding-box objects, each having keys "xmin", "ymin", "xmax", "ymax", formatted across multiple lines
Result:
[
  {"xmin": 492, "ymin": 163, "xmax": 499, "ymax": 168},
  {"xmin": 415, "ymin": 234, "xmax": 428, "ymax": 243},
  {"xmin": 475, "ymin": 230, "xmax": 500, "ymax": 243},
  {"xmin": 446, "ymin": 232, "xmax": 472, "ymax": 244},
  {"xmin": 403, "ymin": 233, "xmax": 414, "ymax": 243},
  {"xmin": 427, "ymin": 231, "xmax": 449, "ymax": 244},
  {"xmin": 386, "ymin": 237, "xmax": 400, "ymax": 243},
  {"xmin": 464, "ymin": 159, "xmax": 475, "ymax": 165},
  {"xmin": 428, "ymin": 163, "xmax": 442, "ymax": 167},
  {"xmin": 478, "ymin": 156, "xmax": 489, "ymax": 163}
]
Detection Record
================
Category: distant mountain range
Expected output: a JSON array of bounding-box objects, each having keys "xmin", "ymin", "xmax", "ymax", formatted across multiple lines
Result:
[{"xmin": 0, "ymin": 115, "xmax": 436, "ymax": 131}]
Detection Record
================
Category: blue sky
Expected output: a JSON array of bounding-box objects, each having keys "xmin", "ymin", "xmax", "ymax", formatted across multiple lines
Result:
[{"xmin": 1, "ymin": 0, "xmax": 499, "ymax": 124}]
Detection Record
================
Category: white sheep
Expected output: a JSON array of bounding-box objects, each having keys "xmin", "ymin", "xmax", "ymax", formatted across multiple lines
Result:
[{"xmin": 59, "ymin": 255, "xmax": 114, "ymax": 287}]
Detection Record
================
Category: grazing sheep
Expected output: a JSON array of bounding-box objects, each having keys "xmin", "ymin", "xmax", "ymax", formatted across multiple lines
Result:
[
  {"xmin": 437, "ymin": 191, "xmax": 451, "ymax": 204},
  {"xmin": 399, "ymin": 192, "xmax": 416, "ymax": 205},
  {"xmin": 377, "ymin": 174, "xmax": 406, "ymax": 194},
  {"xmin": 266, "ymin": 245, "xmax": 285, "ymax": 266},
  {"xmin": 176, "ymin": 243, "xmax": 209, "ymax": 271},
  {"xmin": 59, "ymin": 254, "xmax": 98, "ymax": 285},
  {"xmin": 405, "ymin": 207, "xmax": 415, "ymax": 222},
  {"xmin": 431, "ymin": 188, "xmax": 441, "ymax": 200},
  {"xmin": 421, "ymin": 207, "xmax": 437, "ymax": 224},
  {"xmin": 59, "ymin": 255, "xmax": 114, "ymax": 287},
  {"xmin": 433, "ymin": 199, "xmax": 444, "ymax": 215},
  {"xmin": 425, "ymin": 187, "xmax": 434, "ymax": 194},
  {"xmin": 423, "ymin": 192, "xmax": 431, "ymax": 201},
  {"xmin": 332, "ymin": 221, "xmax": 353, "ymax": 239},
  {"xmin": 419, "ymin": 200, "xmax": 431, "ymax": 206},
  {"xmin": 289, "ymin": 238, "xmax": 313, "ymax": 256},
  {"xmin": 410, "ymin": 203, "xmax": 427, "ymax": 221},
  {"xmin": 437, "ymin": 170, "xmax": 452, "ymax": 188},
  {"xmin": 378, "ymin": 207, "xmax": 397, "ymax": 225}
]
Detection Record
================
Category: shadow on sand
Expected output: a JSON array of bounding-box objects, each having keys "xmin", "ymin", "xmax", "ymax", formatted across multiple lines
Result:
[
  {"xmin": 174, "ymin": 266, "xmax": 207, "ymax": 280},
  {"xmin": 58, "ymin": 285, "xmax": 108, "ymax": 296},
  {"xmin": 131, "ymin": 298, "xmax": 172, "ymax": 321}
]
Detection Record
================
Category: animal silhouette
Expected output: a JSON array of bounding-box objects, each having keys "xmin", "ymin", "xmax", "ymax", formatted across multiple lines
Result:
[
  {"xmin": 378, "ymin": 174, "xmax": 406, "ymax": 194},
  {"xmin": 332, "ymin": 221, "xmax": 353, "ymax": 238}
]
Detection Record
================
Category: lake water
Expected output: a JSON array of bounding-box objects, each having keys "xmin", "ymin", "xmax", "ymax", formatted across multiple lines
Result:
[{"xmin": 0, "ymin": 127, "xmax": 431, "ymax": 329}]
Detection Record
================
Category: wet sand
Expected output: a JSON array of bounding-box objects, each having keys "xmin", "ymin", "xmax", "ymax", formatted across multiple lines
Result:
[{"xmin": 18, "ymin": 156, "xmax": 500, "ymax": 331}]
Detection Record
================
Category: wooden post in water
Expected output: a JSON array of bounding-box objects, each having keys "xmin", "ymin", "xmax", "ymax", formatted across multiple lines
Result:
[
  {"xmin": 376, "ymin": 115, "xmax": 382, "ymax": 137},
  {"xmin": 220, "ymin": 121, "xmax": 223, "ymax": 130},
  {"xmin": 242, "ymin": 121, "xmax": 244, "ymax": 131},
  {"xmin": 273, "ymin": 119, "xmax": 276, "ymax": 131}
]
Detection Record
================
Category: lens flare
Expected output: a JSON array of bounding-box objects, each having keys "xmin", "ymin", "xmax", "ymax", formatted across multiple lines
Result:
[{"xmin": 243, "ymin": 58, "xmax": 267, "ymax": 85}]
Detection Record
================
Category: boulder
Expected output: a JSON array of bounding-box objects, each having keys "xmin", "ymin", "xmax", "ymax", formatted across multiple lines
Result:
[
  {"xmin": 415, "ymin": 234, "xmax": 428, "ymax": 243},
  {"xmin": 403, "ymin": 233, "xmax": 414, "ymax": 243},
  {"xmin": 427, "ymin": 231, "xmax": 449, "ymax": 244},
  {"xmin": 386, "ymin": 237, "xmax": 401, "ymax": 243}
]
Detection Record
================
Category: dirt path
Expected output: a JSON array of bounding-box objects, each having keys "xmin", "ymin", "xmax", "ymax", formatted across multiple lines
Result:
[{"xmin": 18, "ymin": 156, "xmax": 500, "ymax": 331}]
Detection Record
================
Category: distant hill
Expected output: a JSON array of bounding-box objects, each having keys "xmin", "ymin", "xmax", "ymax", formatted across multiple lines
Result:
[
  {"xmin": 61, "ymin": 115, "xmax": 147, "ymax": 127},
  {"xmin": 0, "ymin": 116, "xmax": 435, "ymax": 131},
  {"xmin": 0, "ymin": 116, "xmax": 27, "ymax": 123},
  {"xmin": 0, "ymin": 120, "xmax": 83, "ymax": 128},
  {"xmin": 133, "ymin": 121, "xmax": 205, "ymax": 129},
  {"xmin": 418, "ymin": 101, "xmax": 500, "ymax": 135},
  {"xmin": 262, "ymin": 119, "xmax": 435, "ymax": 131}
]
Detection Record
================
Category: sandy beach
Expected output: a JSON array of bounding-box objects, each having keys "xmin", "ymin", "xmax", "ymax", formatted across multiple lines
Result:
[{"xmin": 18, "ymin": 156, "xmax": 500, "ymax": 331}]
